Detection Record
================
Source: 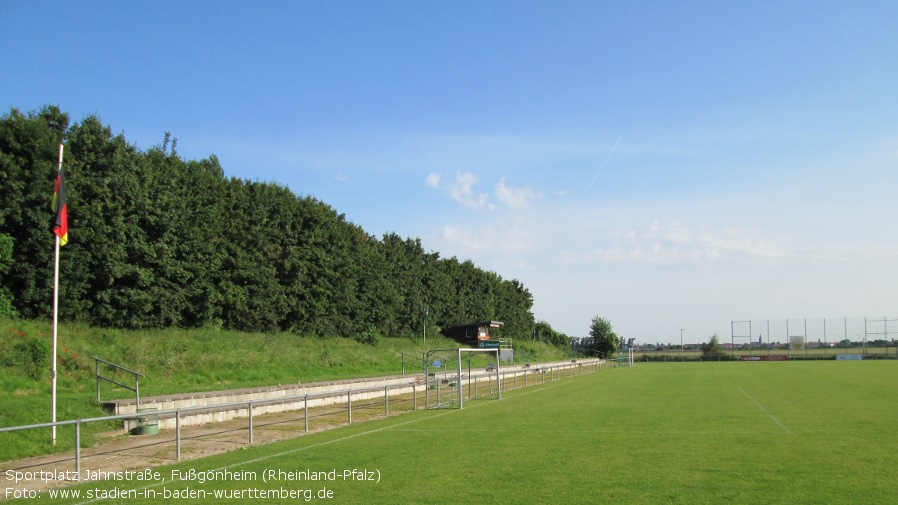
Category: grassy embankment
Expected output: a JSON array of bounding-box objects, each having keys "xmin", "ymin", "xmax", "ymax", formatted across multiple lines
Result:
[{"xmin": 0, "ymin": 317, "xmax": 568, "ymax": 461}]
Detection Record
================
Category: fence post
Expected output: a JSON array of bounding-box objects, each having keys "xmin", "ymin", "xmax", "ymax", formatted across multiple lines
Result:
[
  {"xmin": 384, "ymin": 386, "xmax": 389, "ymax": 417},
  {"xmin": 304, "ymin": 394, "xmax": 309, "ymax": 433},
  {"xmin": 95, "ymin": 360, "xmax": 100, "ymax": 402},
  {"xmin": 75, "ymin": 421, "xmax": 81, "ymax": 477},
  {"xmin": 248, "ymin": 400, "xmax": 254, "ymax": 446},
  {"xmin": 413, "ymin": 382, "xmax": 417, "ymax": 411},
  {"xmin": 176, "ymin": 410, "xmax": 181, "ymax": 462},
  {"xmin": 348, "ymin": 390, "xmax": 353, "ymax": 424}
]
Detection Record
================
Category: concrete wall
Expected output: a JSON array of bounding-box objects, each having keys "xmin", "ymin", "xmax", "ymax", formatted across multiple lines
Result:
[{"xmin": 112, "ymin": 359, "xmax": 605, "ymax": 430}]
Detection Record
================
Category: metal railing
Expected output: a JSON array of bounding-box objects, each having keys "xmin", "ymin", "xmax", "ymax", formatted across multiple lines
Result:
[
  {"xmin": 0, "ymin": 381, "xmax": 421, "ymax": 476},
  {"xmin": 423, "ymin": 359, "xmax": 609, "ymax": 409},
  {"xmin": 399, "ymin": 351, "xmax": 426, "ymax": 375},
  {"xmin": 92, "ymin": 356, "xmax": 144, "ymax": 407},
  {"xmin": 1, "ymin": 359, "xmax": 614, "ymax": 480}
]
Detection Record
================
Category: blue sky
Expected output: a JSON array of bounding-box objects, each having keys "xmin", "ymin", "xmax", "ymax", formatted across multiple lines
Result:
[{"xmin": 3, "ymin": 1, "xmax": 897, "ymax": 343}]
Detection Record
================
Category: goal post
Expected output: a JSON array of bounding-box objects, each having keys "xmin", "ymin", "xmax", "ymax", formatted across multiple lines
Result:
[
  {"xmin": 423, "ymin": 348, "xmax": 500, "ymax": 410},
  {"xmin": 456, "ymin": 347, "xmax": 500, "ymax": 409}
]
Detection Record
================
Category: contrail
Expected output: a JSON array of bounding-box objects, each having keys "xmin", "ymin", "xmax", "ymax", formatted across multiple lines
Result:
[{"xmin": 588, "ymin": 136, "xmax": 621, "ymax": 190}]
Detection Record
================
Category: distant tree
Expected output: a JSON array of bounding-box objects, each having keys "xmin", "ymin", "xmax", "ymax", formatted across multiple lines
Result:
[
  {"xmin": 702, "ymin": 334, "xmax": 725, "ymax": 357},
  {"xmin": 589, "ymin": 316, "xmax": 620, "ymax": 358},
  {"xmin": 534, "ymin": 320, "xmax": 570, "ymax": 348},
  {"xmin": 568, "ymin": 336, "xmax": 590, "ymax": 356},
  {"xmin": 837, "ymin": 339, "xmax": 852, "ymax": 349}
]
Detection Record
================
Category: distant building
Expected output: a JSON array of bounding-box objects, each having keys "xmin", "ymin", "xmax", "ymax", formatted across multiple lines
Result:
[{"xmin": 441, "ymin": 321, "xmax": 504, "ymax": 347}]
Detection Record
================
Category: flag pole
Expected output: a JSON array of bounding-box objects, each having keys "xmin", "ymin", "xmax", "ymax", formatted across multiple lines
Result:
[{"xmin": 51, "ymin": 143, "xmax": 64, "ymax": 445}]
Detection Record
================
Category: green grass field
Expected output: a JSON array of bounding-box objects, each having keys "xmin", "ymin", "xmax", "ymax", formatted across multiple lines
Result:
[{"xmin": 7, "ymin": 361, "xmax": 897, "ymax": 504}]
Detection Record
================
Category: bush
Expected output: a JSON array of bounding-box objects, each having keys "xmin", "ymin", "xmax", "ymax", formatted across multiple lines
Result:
[
  {"xmin": 354, "ymin": 325, "xmax": 381, "ymax": 347},
  {"xmin": 13, "ymin": 334, "xmax": 51, "ymax": 380}
]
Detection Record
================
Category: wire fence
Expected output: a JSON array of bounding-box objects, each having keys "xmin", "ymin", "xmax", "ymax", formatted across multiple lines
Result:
[{"xmin": 1, "ymin": 359, "xmax": 613, "ymax": 485}]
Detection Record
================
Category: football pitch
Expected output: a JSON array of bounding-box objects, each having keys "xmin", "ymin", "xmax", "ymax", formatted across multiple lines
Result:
[{"xmin": 15, "ymin": 361, "xmax": 898, "ymax": 504}]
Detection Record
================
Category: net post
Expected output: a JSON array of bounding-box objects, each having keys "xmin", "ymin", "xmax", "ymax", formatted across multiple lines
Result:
[
  {"xmin": 457, "ymin": 348, "xmax": 463, "ymax": 409},
  {"xmin": 495, "ymin": 349, "xmax": 500, "ymax": 400}
]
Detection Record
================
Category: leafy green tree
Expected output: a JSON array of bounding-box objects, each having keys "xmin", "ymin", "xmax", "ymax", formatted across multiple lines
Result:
[
  {"xmin": 62, "ymin": 115, "xmax": 148, "ymax": 326},
  {"xmin": 0, "ymin": 106, "xmax": 561, "ymax": 343},
  {"xmin": 534, "ymin": 320, "xmax": 570, "ymax": 348},
  {"xmin": 702, "ymin": 334, "xmax": 726, "ymax": 357},
  {"xmin": 0, "ymin": 106, "xmax": 69, "ymax": 319},
  {"xmin": 0, "ymin": 233, "xmax": 17, "ymax": 317},
  {"xmin": 589, "ymin": 316, "xmax": 620, "ymax": 358}
]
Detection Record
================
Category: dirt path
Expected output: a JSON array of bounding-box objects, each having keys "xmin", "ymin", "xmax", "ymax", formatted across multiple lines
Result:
[{"xmin": 1, "ymin": 399, "xmax": 413, "ymax": 498}]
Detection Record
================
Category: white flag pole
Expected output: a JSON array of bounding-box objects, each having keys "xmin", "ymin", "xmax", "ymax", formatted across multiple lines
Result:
[{"xmin": 51, "ymin": 142, "xmax": 64, "ymax": 445}]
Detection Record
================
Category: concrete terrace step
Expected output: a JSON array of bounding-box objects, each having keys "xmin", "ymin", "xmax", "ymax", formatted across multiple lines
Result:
[{"xmin": 104, "ymin": 360, "xmax": 597, "ymax": 430}]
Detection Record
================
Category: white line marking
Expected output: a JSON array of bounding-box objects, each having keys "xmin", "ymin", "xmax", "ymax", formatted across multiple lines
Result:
[
  {"xmin": 390, "ymin": 428, "xmax": 769, "ymax": 435},
  {"xmin": 738, "ymin": 387, "xmax": 792, "ymax": 434}
]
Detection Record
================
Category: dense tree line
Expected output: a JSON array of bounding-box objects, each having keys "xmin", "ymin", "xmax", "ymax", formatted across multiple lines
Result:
[{"xmin": 0, "ymin": 106, "xmax": 567, "ymax": 345}]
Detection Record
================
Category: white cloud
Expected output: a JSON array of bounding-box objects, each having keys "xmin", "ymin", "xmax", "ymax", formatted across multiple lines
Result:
[
  {"xmin": 494, "ymin": 177, "xmax": 537, "ymax": 209},
  {"xmin": 426, "ymin": 171, "xmax": 491, "ymax": 209},
  {"xmin": 449, "ymin": 171, "xmax": 490, "ymax": 209},
  {"xmin": 555, "ymin": 218, "xmax": 888, "ymax": 267},
  {"xmin": 426, "ymin": 172, "xmax": 540, "ymax": 211},
  {"xmin": 439, "ymin": 222, "xmax": 535, "ymax": 256},
  {"xmin": 592, "ymin": 222, "xmax": 771, "ymax": 264}
]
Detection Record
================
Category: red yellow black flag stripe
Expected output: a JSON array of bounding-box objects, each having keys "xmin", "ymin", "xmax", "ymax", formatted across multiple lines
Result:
[{"xmin": 52, "ymin": 167, "xmax": 68, "ymax": 246}]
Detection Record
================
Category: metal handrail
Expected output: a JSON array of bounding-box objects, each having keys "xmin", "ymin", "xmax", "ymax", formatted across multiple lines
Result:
[
  {"xmin": 0, "ymin": 381, "xmax": 419, "ymax": 434},
  {"xmin": 0, "ymin": 380, "xmax": 422, "ymax": 475},
  {"xmin": 92, "ymin": 356, "xmax": 144, "ymax": 407},
  {"xmin": 399, "ymin": 351, "xmax": 426, "ymax": 375},
  {"xmin": 1, "ymin": 358, "xmax": 609, "ymax": 478}
]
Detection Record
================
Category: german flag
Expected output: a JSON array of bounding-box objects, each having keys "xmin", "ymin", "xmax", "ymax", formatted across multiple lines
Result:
[{"xmin": 51, "ymin": 168, "xmax": 68, "ymax": 246}]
